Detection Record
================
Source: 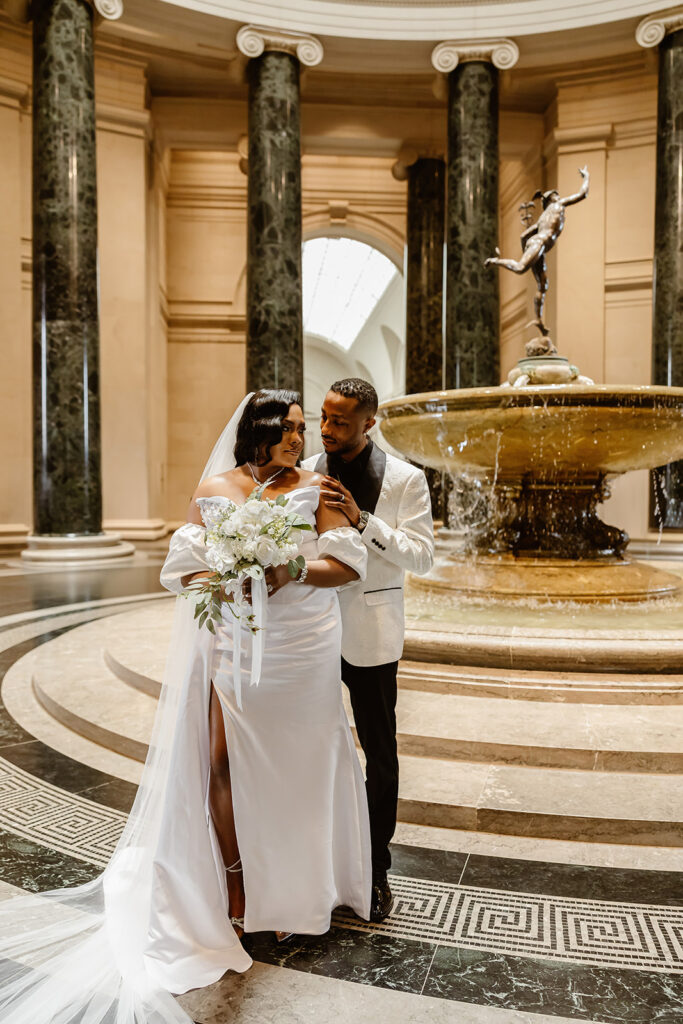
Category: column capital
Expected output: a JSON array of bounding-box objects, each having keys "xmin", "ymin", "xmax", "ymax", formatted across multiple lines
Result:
[
  {"xmin": 636, "ymin": 7, "xmax": 683, "ymax": 47},
  {"xmin": 91, "ymin": 0, "xmax": 123, "ymax": 20},
  {"xmin": 391, "ymin": 145, "xmax": 444, "ymax": 181},
  {"xmin": 431, "ymin": 38, "xmax": 519, "ymax": 74},
  {"xmin": 0, "ymin": 0, "xmax": 123, "ymax": 22},
  {"xmin": 236, "ymin": 24, "xmax": 323, "ymax": 67}
]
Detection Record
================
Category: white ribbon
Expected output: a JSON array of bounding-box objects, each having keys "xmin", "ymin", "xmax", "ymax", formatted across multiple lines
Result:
[{"xmin": 229, "ymin": 573, "xmax": 268, "ymax": 712}]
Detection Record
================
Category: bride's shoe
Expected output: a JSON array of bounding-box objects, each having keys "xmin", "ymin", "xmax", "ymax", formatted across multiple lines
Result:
[
  {"xmin": 275, "ymin": 931, "xmax": 293, "ymax": 943},
  {"xmin": 227, "ymin": 858, "xmax": 245, "ymax": 938}
]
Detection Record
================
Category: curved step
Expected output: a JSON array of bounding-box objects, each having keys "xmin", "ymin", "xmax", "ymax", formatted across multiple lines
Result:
[
  {"xmin": 396, "ymin": 759, "xmax": 683, "ymax": 847},
  {"xmin": 33, "ymin": 675, "xmax": 149, "ymax": 762},
  {"xmin": 398, "ymin": 660, "xmax": 683, "ymax": 705},
  {"xmin": 25, "ymin": 604, "xmax": 683, "ymax": 846},
  {"xmin": 102, "ymin": 605, "xmax": 683, "ymax": 773},
  {"xmin": 104, "ymin": 649, "xmax": 161, "ymax": 699},
  {"xmin": 403, "ymin": 623, "xmax": 683, "ymax": 674}
]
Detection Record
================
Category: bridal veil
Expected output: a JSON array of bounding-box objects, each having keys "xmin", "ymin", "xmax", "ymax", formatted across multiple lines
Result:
[{"xmin": 0, "ymin": 395, "xmax": 255, "ymax": 1024}]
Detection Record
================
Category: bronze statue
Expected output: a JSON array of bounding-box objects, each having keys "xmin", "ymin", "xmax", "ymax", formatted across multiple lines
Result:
[{"xmin": 485, "ymin": 167, "xmax": 590, "ymax": 355}]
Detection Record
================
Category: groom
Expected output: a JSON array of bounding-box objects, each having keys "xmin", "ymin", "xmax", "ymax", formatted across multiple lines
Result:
[{"xmin": 304, "ymin": 378, "xmax": 434, "ymax": 922}]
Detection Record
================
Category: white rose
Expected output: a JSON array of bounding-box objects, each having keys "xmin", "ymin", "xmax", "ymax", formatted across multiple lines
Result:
[
  {"xmin": 253, "ymin": 536, "xmax": 280, "ymax": 565},
  {"xmin": 241, "ymin": 539, "xmax": 256, "ymax": 560}
]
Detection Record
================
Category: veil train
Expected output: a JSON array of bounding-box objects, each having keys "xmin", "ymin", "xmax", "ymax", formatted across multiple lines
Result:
[{"xmin": 0, "ymin": 395, "xmax": 255, "ymax": 1023}]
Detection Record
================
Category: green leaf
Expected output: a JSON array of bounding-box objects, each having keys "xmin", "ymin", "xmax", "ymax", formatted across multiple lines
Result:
[
  {"xmin": 296, "ymin": 554, "xmax": 306, "ymax": 567},
  {"xmin": 275, "ymin": 494, "xmax": 287, "ymax": 506},
  {"xmin": 193, "ymin": 602, "xmax": 202, "ymax": 619},
  {"xmin": 207, "ymin": 619, "xmax": 216, "ymax": 634},
  {"xmin": 198, "ymin": 610, "xmax": 208, "ymax": 628},
  {"xmin": 287, "ymin": 560, "xmax": 299, "ymax": 578}
]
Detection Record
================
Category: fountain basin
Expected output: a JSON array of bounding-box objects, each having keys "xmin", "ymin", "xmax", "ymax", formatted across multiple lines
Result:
[
  {"xmin": 377, "ymin": 384, "xmax": 683, "ymax": 602},
  {"xmin": 377, "ymin": 385, "xmax": 683, "ymax": 480}
]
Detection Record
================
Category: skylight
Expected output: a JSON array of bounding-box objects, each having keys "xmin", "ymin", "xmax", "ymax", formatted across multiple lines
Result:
[{"xmin": 302, "ymin": 237, "xmax": 399, "ymax": 350}]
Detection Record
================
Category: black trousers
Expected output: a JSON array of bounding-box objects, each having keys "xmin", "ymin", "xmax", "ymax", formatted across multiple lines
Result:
[{"xmin": 341, "ymin": 656, "xmax": 399, "ymax": 877}]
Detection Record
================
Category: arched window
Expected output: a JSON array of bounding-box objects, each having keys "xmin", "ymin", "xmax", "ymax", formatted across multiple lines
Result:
[{"xmin": 302, "ymin": 236, "xmax": 405, "ymax": 454}]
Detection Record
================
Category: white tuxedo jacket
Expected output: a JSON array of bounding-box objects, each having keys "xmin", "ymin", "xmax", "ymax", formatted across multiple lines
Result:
[{"xmin": 303, "ymin": 447, "xmax": 434, "ymax": 667}]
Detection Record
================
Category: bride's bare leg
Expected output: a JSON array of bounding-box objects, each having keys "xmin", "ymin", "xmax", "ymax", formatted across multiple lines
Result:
[{"xmin": 208, "ymin": 684, "xmax": 245, "ymax": 932}]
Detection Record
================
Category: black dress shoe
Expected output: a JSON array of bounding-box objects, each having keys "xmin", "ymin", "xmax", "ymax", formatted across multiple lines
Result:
[{"xmin": 370, "ymin": 875, "xmax": 393, "ymax": 922}]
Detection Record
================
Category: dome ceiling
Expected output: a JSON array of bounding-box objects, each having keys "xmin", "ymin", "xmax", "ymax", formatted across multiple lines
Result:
[{"xmin": 159, "ymin": 0, "xmax": 680, "ymax": 41}]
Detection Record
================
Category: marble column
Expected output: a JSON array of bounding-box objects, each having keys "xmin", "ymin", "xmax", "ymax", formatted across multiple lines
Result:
[
  {"xmin": 400, "ymin": 155, "xmax": 445, "ymax": 395},
  {"xmin": 394, "ymin": 152, "xmax": 446, "ymax": 517},
  {"xmin": 638, "ymin": 14, "xmax": 683, "ymax": 529},
  {"xmin": 32, "ymin": 0, "xmax": 101, "ymax": 536},
  {"xmin": 432, "ymin": 39, "xmax": 518, "ymax": 389},
  {"xmin": 25, "ymin": 0, "xmax": 131, "ymax": 563},
  {"xmin": 237, "ymin": 26, "xmax": 323, "ymax": 395}
]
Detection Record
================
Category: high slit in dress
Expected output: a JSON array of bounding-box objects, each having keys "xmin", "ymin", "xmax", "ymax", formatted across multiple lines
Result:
[{"xmin": 144, "ymin": 484, "xmax": 371, "ymax": 992}]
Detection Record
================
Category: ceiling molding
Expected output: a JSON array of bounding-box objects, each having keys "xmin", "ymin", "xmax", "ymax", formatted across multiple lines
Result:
[{"xmin": 158, "ymin": 0, "xmax": 682, "ymax": 41}]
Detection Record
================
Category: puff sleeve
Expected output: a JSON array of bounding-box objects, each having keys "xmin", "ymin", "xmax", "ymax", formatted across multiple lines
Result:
[
  {"xmin": 159, "ymin": 523, "xmax": 209, "ymax": 595},
  {"xmin": 317, "ymin": 525, "xmax": 368, "ymax": 587}
]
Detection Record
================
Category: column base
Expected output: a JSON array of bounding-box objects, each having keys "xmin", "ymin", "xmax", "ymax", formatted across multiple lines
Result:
[{"xmin": 21, "ymin": 532, "xmax": 135, "ymax": 567}]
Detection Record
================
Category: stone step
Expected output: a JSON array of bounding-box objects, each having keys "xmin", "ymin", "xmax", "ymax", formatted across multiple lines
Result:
[
  {"xmin": 98, "ymin": 607, "xmax": 683, "ymax": 772},
  {"xmin": 398, "ymin": 660, "xmax": 683, "ymax": 705},
  {"xmin": 343, "ymin": 690, "xmax": 683, "ymax": 772},
  {"xmin": 22, "ymin": 606, "xmax": 683, "ymax": 846},
  {"xmin": 395, "ymin": 756, "xmax": 683, "ymax": 846}
]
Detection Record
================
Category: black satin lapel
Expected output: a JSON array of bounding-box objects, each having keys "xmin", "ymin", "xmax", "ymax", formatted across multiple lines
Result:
[
  {"xmin": 314, "ymin": 452, "xmax": 328, "ymax": 475},
  {"xmin": 365, "ymin": 444, "xmax": 387, "ymax": 514}
]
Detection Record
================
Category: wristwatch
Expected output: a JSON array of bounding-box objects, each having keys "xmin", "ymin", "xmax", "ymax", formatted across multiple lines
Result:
[{"xmin": 357, "ymin": 510, "xmax": 370, "ymax": 532}]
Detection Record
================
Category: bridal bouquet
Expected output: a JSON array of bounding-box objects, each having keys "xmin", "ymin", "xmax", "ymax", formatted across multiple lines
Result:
[{"xmin": 187, "ymin": 489, "xmax": 312, "ymax": 634}]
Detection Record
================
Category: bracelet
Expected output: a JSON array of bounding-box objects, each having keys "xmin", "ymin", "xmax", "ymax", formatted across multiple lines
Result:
[{"xmin": 296, "ymin": 562, "xmax": 309, "ymax": 584}]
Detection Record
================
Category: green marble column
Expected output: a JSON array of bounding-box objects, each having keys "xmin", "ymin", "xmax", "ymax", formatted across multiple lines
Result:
[
  {"xmin": 445, "ymin": 61, "xmax": 500, "ymax": 389},
  {"xmin": 246, "ymin": 51, "xmax": 303, "ymax": 393},
  {"xmin": 32, "ymin": 0, "xmax": 102, "ymax": 535},
  {"xmin": 405, "ymin": 157, "xmax": 446, "ymax": 517},
  {"xmin": 651, "ymin": 27, "xmax": 683, "ymax": 529},
  {"xmin": 405, "ymin": 157, "xmax": 445, "ymax": 395}
]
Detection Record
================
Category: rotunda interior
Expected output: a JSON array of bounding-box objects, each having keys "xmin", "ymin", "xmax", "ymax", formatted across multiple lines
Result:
[{"xmin": 0, "ymin": 2, "xmax": 682, "ymax": 1022}]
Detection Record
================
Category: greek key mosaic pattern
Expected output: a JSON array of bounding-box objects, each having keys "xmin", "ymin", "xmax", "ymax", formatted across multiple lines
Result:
[
  {"xmin": 334, "ymin": 876, "xmax": 683, "ymax": 973},
  {"xmin": 0, "ymin": 757, "xmax": 125, "ymax": 868},
  {"xmin": 1, "ymin": 744, "xmax": 682, "ymax": 973}
]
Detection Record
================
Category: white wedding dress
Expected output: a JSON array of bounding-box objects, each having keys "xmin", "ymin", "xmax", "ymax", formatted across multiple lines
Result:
[{"xmin": 147, "ymin": 484, "xmax": 372, "ymax": 990}]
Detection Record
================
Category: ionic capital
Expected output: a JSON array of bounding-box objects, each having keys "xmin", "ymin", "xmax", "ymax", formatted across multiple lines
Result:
[
  {"xmin": 0, "ymin": 0, "xmax": 123, "ymax": 22},
  {"xmin": 636, "ymin": 7, "xmax": 683, "ymax": 47},
  {"xmin": 431, "ymin": 38, "xmax": 519, "ymax": 74},
  {"xmin": 92, "ymin": 0, "xmax": 123, "ymax": 19},
  {"xmin": 236, "ymin": 24, "xmax": 324, "ymax": 67}
]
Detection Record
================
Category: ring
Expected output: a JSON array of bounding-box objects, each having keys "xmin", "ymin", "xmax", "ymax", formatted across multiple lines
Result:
[
  {"xmin": 340, "ymin": 494, "xmax": 345, "ymax": 502},
  {"xmin": 267, "ymin": 584, "xmax": 273, "ymax": 594}
]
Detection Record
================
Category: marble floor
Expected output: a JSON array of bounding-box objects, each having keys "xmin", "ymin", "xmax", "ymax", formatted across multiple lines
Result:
[{"xmin": 0, "ymin": 552, "xmax": 682, "ymax": 1023}]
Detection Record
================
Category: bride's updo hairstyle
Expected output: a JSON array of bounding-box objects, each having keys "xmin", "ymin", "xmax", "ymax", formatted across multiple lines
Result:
[{"xmin": 233, "ymin": 389, "xmax": 303, "ymax": 467}]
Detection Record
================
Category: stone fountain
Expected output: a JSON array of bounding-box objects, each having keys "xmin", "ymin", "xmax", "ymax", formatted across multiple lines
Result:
[{"xmin": 378, "ymin": 168, "xmax": 683, "ymax": 603}]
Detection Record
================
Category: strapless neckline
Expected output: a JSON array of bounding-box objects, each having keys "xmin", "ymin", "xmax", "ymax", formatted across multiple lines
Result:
[{"xmin": 197, "ymin": 484, "xmax": 320, "ymax": 510}]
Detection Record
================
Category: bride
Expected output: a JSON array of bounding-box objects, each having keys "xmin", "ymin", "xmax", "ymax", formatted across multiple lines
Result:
[{"xmin": 0, "ymin": 389, "xmax": 372, "ymax": 1024}]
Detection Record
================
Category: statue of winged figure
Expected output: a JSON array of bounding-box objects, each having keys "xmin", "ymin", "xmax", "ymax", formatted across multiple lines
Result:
[{"xmin": 485, "ymin": 167, "xmax": 590, "ymax": 354}]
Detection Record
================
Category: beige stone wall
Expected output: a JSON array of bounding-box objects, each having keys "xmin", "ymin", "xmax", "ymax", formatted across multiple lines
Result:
[
  {"xmin": 164, "ymin": 151, "xmax": 248, "ymax": 526},
  {"xmin": 0, "ymin": 30, "xmax": 31, "ymax": 546},
  {"xmin": 96, "ymin": 56, "xmax": 168, "ymax": 540}
]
